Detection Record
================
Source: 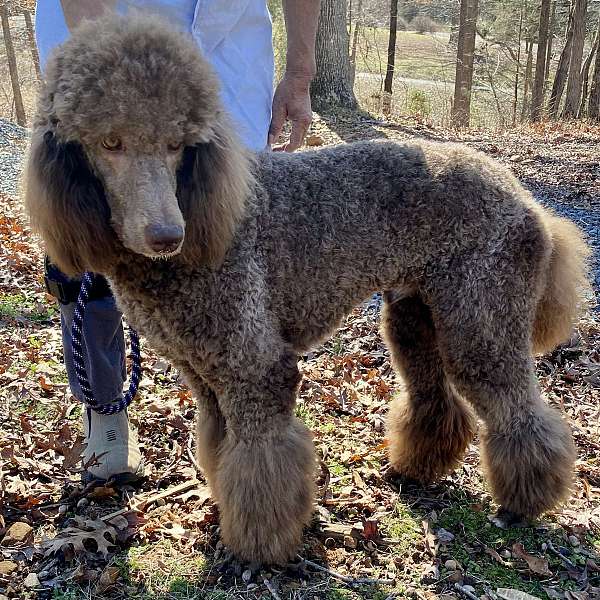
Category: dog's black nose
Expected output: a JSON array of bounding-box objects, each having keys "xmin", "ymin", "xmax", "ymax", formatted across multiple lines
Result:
[{"xmin": 145, "ymin": 224, "xmax": 184, "ymax": 254}]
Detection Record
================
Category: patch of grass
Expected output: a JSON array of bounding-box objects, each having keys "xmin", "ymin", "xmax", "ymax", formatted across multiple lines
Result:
[
  {"xmin": 382, "ymin": 501, "xmax": 423, "ymax": 558},
  {"xmin": 28, "ymin": 334, "xmax": 43, "ymax": 348},
  {"xmin": 323, "ymin": 584, "xmax": 396, "ymax": 599},
  {"xmin": 12, "ymin": 394, "xmax": 55, "ymax": 419},
  {"xmin": 326, "ymin": 588, "xmax": 355, "ymax": 600},
  {"xmin": 295, "ymin": 401, "xmax": 319, "ymax": 430},
  {"xmin": 204, "ymin": 592, "xmax": 231, "ymax": 600},
  {"xmin": 318, "ymin": 422, "xmax": 337, "ymax": 434},
  {"xmin": 51, "ymin": 590, "xmax": 81, "ymax": 600},
  {"xmin": 120, "ymin": 540, "xmax": 209, "ymax": 598},
  {"xmin": 328, "ymin": 335, "xmax": 346, "ymax": 356},
  {"xmin": 587, "ymin": 531, "xmax": 600, "ymax": 553},
  {"xmin": 328, "ymin": 460, "xmax": 348, "ymax": 478},
  {"xmin": 406, "ymin": 88, "xmax": 432, "ymax": 117},
  {"xmin": 0, "ymin": 292, "xmax": 56, "ymax": 322},
  {"xmin": 437, "ymin": 498, "xmax": 570, "ymax": 599}
]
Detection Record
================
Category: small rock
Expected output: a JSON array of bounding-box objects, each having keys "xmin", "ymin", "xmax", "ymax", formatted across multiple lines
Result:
[
  {"xmin": 58, "ymin": 504, "xmax": 68, "ymax": 515},
  {"xmin": 156, "ymin": 498, "xmax": 166, "ymax": 507},
  {"xmin": 241, "ymin": 569, "xmax": 252, "ymax": 584},
  {"xmin": 1, "ymin": 522, "xmax": 33, "ymax": 546},
  {"xmin": 437, "ymin": 528, "xmax": 455, "ymax": 543},
  {"xmin": 444, "ymin": 559, "xmax": 458, "ymax": 570},
  {"xmin": 463, "ymin": 585, "xmax": 476, "ymax": 593},
  {"xmin": 343, "ymin": 535, "xmax": 357, "ymax": 549},
  {"xmin": 151, "ymin": 359, "xmax": 170, "ymax": 373},
  {"xmin": 500, "ymin": 549, "xmax": 511, "ymax": 559},
  {"xmin": 24, "ymin": 572, "xmax": 40, "ymax": 588},
  {"xmin": 77, "ymin": 498, "xmax": 89, "ymax": 509},
  {"xmin": 568, "ymin": 535, "xmax": 580, "ymax": 547},
  {"xmin": 447, "ymin": 569, "xmax": 463, "ymax": 583},
  {"xmin": 0, "ymin": 561, "xmax": 17, "ymax": 575}
]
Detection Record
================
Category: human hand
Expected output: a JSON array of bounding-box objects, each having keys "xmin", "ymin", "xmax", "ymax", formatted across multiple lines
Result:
[{"xmin": 268, "ymin": 73, "xmax": 313, "ymax": 152}]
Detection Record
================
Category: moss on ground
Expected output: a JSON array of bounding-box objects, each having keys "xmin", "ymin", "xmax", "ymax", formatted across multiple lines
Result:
[{"xmin": 0, "ymin": 292, "xmax": 56, "ymax": 322}]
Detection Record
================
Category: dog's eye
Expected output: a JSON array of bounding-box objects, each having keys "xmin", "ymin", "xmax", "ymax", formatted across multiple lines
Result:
[
  {"xmin": 167, "ymin": 141, "xmax": 182, "ymax": 152},
  {"xmin": 101, "ymin": 136, "xmax": 123, "ymax": 151}
]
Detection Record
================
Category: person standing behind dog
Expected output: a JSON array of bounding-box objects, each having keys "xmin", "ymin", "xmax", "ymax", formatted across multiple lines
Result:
[{"xmin": 35, "ymin": 0, "xmax": 320, "ymax": 483}]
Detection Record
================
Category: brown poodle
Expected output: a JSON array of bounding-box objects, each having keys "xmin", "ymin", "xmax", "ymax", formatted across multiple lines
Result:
[{"xmin": 25, "ymin": 16, "xmax": 591, "ymax": 564}]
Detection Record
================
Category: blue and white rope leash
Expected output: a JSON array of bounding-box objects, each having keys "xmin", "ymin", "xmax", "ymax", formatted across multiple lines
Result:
[{"xmin": 71, "ymin": 272, "xmax": 141, "ymax": 415}]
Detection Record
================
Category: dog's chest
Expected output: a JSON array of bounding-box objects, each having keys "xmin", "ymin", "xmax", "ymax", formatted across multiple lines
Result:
[{"xmin": 109, "ymin": 262, "xmax": 257, "ymax": 377}]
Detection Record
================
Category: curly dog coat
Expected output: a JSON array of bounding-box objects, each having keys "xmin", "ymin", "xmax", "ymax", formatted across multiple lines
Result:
[{"xmin": 25, "ymin": 16, "xmax": 590, "ymax": 563}]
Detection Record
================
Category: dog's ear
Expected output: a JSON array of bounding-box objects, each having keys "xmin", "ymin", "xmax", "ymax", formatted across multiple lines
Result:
[
  {"xmin": 176, "ymin": 124, "xmax": 252, "ymax": 269},
  {"xmin": 25, "ymin": 130, "xmax": 118, "ymax": 276}
]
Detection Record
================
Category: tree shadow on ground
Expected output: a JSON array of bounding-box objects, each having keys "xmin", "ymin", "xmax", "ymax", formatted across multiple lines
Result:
[{"xmin": 315, "ymin": 107, "xmax": 454, "ymax": 145}]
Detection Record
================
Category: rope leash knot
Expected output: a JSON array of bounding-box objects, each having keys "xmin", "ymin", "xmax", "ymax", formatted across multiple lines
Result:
[{"xmin": 71, "ymin": 272, "xmax": 141, "ymax": 415}]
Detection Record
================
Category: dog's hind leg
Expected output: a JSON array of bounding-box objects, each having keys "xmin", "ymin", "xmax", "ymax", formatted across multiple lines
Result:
[
  {"xmin": 428, "ymin": 272, "xmax": 575, "ymax": 519},
  {"xmin": 212, "ymin": 349, "xmax": 316, "ymax": 564},
  {"xmin": 382, "ymin": 292, "xmax": 477, "ymax": 482}
]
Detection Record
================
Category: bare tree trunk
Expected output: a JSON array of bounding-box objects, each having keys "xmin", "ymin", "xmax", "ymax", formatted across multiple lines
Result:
[
  {"xmin": 349, "ymin": 0, "xmax": 363, "ymax": 87},
  {"xmin": 311, "ymin": 0, "xmax": 358, "ymax": 111},
  {"xmin": 1, "ymin": 5, "xmax": 26, "ymax": 126},
  {"xmin": 544, "ymin": 0, "xmax": 557, "ymax": 85},
  {"xmin": 578, "ymin": 16, "xmax": 599, "ymax": 117},
  {"xmin": 531, "ymin": 0, "xmax": 552, "ymax": 120},
  {"xmin": 23, "ymin": 9, "xmax": 41, "ymax": 80},
  {"xmin": 382, "ymin": 0, "xmax": 398, "ymax": 113},
  {"xmin": 451, "ymin": 0, "xmax": 479, "ymax": 128},
  {"xmin": 521, "ymin": 40, "xmax": 534, "ymax": 121},
  {"xmin": 512, "ymin": 4, "xmax": 524, "ymax": 126},
  {"xmin": 587, "ymin": 17, "xmax": 600, "ymax": 117},
  {"xmin": 562, "ymin": 0, "xmax": 587, "ymax": 117},
  {"xmin": 548, "ymin": 0, "xmax": 575, "ymax": 117}
]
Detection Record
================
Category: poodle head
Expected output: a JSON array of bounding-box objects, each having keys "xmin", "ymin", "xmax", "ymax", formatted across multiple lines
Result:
[{"xmin": 26, "ymin": 14, "xmax": 251, "ymax": 274}]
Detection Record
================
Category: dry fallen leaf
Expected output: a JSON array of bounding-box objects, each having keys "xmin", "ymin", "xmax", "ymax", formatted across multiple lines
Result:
[
  {"xmin": 512, "ymin": 542, "xmax": 552, "ymax": 577},
  {"xmin": 87, "ymin": 485, "xmax": 119, "ymax": 501},
  {"xmin": 361, "ymin": 519, "xmax": 379, "ymax": 541},
  {"xmin": 42, "ymin": 515, "xmax": 133, "ymax": 559},
  {"xmin": 94, "ymin": 566, "xmax": 121, "ymax": 594}
]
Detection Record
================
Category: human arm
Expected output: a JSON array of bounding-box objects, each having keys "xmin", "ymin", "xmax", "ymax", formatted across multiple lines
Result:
[
  {"xmin": 268, "ymin": 0, "xmax": 320, "ymax": 152},
  {"xmin": 59, "ymin": 0, "xmax": 116, "ymax": 31}
]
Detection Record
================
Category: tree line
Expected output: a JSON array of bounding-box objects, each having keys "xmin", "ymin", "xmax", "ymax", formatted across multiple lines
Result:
[
  {"xmin": 308, "ymin": 0, "xmax": 600, "ymax": 127},
  {"xmin": 2, "ymin": 1, "xmax": 599, "ymax": 128}
]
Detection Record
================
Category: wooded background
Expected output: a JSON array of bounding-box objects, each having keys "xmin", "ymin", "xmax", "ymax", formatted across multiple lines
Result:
[
  {"xmin": 276, "ymin": 0, "xmax": 600, "ymax": 128},
  {"xmin": 1, "ymin": 0, "xmax": 600, "ymax": 128}
]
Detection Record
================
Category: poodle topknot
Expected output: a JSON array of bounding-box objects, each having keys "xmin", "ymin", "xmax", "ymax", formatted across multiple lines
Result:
[{"xmin": 25, "ymin": 15, "xmax": 591, "ymax": 564}]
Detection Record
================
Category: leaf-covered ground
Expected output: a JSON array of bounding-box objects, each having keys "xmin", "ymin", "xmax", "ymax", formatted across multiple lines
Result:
[{"xmin": 1, "ymin": 115, "xmax": 599, "ymax": 600}]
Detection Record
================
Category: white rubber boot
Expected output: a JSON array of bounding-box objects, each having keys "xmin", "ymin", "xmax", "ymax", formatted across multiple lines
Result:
[{"xmin": 82, "ymin": 408, "xmax": 144, "ymax": 483}]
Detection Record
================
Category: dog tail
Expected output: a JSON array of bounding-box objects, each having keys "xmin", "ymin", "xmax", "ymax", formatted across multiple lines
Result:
[{"xmin": 532, "ymin": 213, "xmax": 592, "ymax": 354}]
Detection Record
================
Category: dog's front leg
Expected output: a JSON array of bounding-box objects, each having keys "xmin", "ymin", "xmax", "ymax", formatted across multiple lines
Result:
[{"xmin": 213, "ymin": 350, "xmax": 316, "ymax": 564}]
